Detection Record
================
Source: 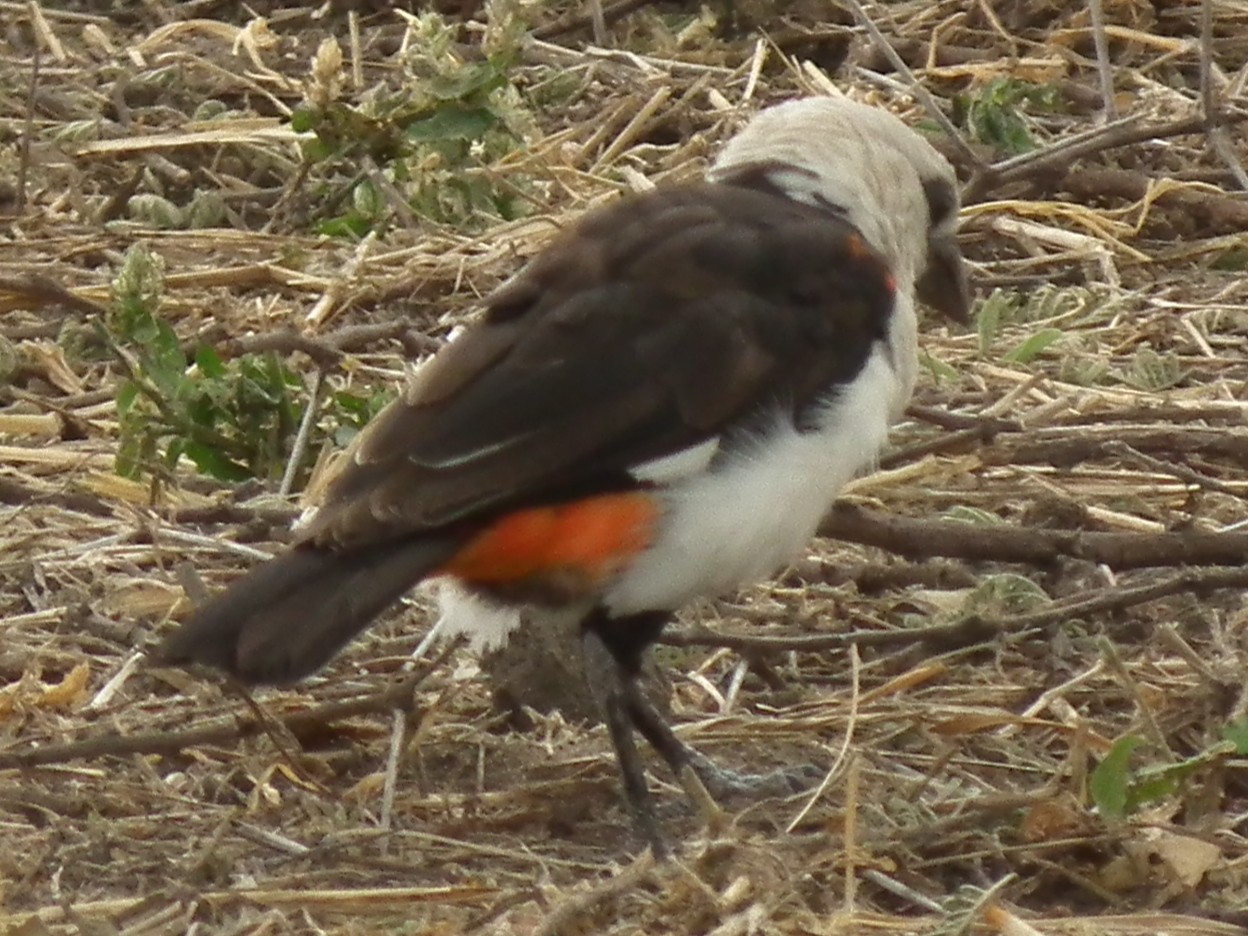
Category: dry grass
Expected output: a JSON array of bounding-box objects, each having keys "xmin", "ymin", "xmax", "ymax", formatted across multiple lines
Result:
[{"xmin": 2, "ymin": 1, "xmax": 1248, "ymax": 933}]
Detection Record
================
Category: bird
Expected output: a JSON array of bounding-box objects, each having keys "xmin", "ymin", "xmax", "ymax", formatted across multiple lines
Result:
[{"xmin": 157, "ymin": 95, "xmax": 970, "ymax": 854}]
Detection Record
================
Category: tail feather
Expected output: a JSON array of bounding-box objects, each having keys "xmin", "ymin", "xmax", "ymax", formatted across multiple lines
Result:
[{"xmin": 157, "ymin": 536, "xmax": 462, "ymax": 685}]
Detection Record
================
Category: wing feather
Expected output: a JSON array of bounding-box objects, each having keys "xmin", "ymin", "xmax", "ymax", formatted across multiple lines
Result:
[{"xmin": 304, "ymin": 182, "xmax": 896, "ymax": 548}]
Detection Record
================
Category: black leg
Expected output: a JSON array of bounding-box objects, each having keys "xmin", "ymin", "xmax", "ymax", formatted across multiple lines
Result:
[
  {"xmin": 582, "ymin": 628, "xmax": 668, "ymax": 857},
  {"xmin": 582, "ymin": 608, "xmax": 819, "ymax": 853},
  {"xmin": 622, "ymin": 678, "xmax": 815, "ymax": 800}
]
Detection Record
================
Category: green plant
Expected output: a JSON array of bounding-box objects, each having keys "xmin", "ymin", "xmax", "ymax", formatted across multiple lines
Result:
[
  {"xmin": 961, "ymin": 573, "xmax": 1051, "ymax": 617},
  {"xmin": 975, "ymin": 288, "xmax": 1022, "ymax": 355},
  {"xmin": 977, "ymin": 286, "xmax": 1119, "ymax": 366},
  {"xmin": 953, "ymin": 78, "xmax": 1063, "ymax": 154},
  {"xmin": 290, "ymin": 11, "xmax": 537, "ymax": 235},
  {"xmin": 108, "ymin": 244, "xmax": 306, "ymax": 484},
  {"xmin": 919, "ymin": 348, "xmax": 960, "ymax": 383},
  {"xmin": 1113, "ymin": 346, "xmax": 1186, "ymax": 391},
  {"xmin": 328, "ymin": 386, "xmax": 395, "ymax": 447},
  {"xmin": 1090, "ymin": 726, "xmax": 1246, "ymax": 820}
]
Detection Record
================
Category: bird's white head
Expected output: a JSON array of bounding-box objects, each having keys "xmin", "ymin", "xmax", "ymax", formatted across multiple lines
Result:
[{"xmin": 709, "ymin": 96, "xmax": 969, "ymax": 324}]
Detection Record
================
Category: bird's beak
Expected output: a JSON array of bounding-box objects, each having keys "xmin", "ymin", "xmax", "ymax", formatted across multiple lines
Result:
[{"xmin": 917, "ymin": 233, "xmax": 971, "ymax": 325}]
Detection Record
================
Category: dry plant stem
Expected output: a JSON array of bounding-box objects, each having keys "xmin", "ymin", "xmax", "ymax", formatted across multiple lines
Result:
[
  {"xmin": 788, "ymin": 645, "xmax": 860, "ymax": 833},
  {"xmin": 843, "ymin": 754, "xmax": 860, "ymax": 913},
  {"xmin": 659, "ymin": 616, "xmax": 983, "ymax": 654},
  {"xmin": 533, "ymin": 851, "xmax": 656, "ymax": 936},
  {"xmin": 380, "ymin": 707, "xmax": 407, "ymax": 831},
  {"xmin": 17, "ymin": 27, "xmax": 38, "ymax": 214},
  {"xmin": 227, "ymin": 678, "xmax": 321, "ymax": 787},
  {"xmin": 0, "ymin": 274, "xmax": 111, "ymax": 317},
  {"xmin": 963, "ymin": 109, "xmax": 1248, "ymax": 202},
  {"xmin": 663, "ymin": 567, "xmax": 1248, "ymax": 656},
  {"xmin": 820, "ymin": 503, "xmax": 1248, "ymax": 569},
  {"xmin": 530, "ymin": 0, "xmax": 659, "ymax": 41},
  {"xmin": 879, "ymin": 424, "xmax": 1008, "ymax": 468},
  {"xmin": 0, "ymin": 660, "xmax": 444, "ymax": 770},
  {"xmin": 1199, "ymin": 0, "xmax": 1248, "ymax": 188},
  {"xmin": 1088, "ymin": 0, "xmax": 1117, "ymax": 117},
  {"xmin": 976, "ymin": 112, "xmax": 1139, "ymax": 182},
  {"xmin": 1102, "ymin": 439, "xmax": 1241, "ymax": 496},
  {"xmin": 843, "ymin": 0, "xmax": 983, "ymax": 171},
  {"xmin": 906, "ymin": 403, "xmax": 1020, "ymax": 433},
  {"xmin": 195, "ymin": 320, "xmax": 435, "ymax": 368},
  {"xmin": 589, "ymin": 0, "xmax": 607, "ymax": 45},
  {"xmin": 1200, "ymin": 0, "xmax": 1216, "ymax": 120},
  {"xmin": 860, "ymin": 869, "xmax": 942, "ymax": 912},
  {"xmin": 0, "ymin": 475, "xmax": 300, "ymax": 528},
  {"xmin": 958, "ymin": 874, "xmax": 1017, "ymax": 936},
  {"xmin": 1058, "ymin": 165, "xmax": 1248, "ymax": 233},
  {"xmin": 278, "ymin": 368, "xmax": 321, "ymax": 497},
  {"xmin": 1098, "ymin": 636, "xmax": 1174, "ymax": 760},
  {"xmin": 363, "ymin": 155, "xmax": 419, "ymax": 230}
]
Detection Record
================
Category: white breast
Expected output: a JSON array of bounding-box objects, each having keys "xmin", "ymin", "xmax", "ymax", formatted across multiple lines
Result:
[
  {"xmin": 604, "ymin": 343, "xmax": 899, "ymax": 616},
  {"xmin": 436, "ymin": 304, "xmax": 911, "ymax": 648}
]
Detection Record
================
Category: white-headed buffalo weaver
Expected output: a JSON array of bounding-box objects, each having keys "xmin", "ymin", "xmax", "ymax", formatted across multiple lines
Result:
[{"xmin": 158, "ymin": 96, "xmax": 971, "ymax": 854}]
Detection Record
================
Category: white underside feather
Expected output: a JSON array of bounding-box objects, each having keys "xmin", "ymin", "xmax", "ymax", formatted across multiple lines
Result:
[{"xmin": 437, "ymin": 343, "xmax": 902, "ymax": 650}]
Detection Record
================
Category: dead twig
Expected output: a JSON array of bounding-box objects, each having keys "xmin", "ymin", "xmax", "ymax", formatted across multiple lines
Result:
[
  {"xmin": 0, "ymin": 660, "xmax": 442, "ymax": 771},
  {"xmin": 1199, "ymin": 0, "xmax": 1248, "ymax": 189},
  {"xmin": 665, "ymin": 567, "xmax": 1248, "ymax": 656},
  {"xmin": 531, "ymin": 0, "xmax": 659, "ymax": 41},
  {"xmin": 0, "ymin": 274, "xmax": 111, "ymax": 317},
  {"xmin": 962, "ymin": 108, "xmax": 1248, "ymax": 203},
  {"xmin": 16, "ymin": 22, "xmax": 38, "ymax": 215},
  {"xmin": 819, "ymin": 502, "xmax": 1248, "ymax": 569},
  {"xmin": 533, "ymin": 851, "xmax": 656, "ymax": 936},
  {"xmin": 191, "ymin": 319, "xmax": 435, "ymax": 368},
  {"xmin": 1088, "ymin": 0, "xmax": 1117, "ymax": 117}
]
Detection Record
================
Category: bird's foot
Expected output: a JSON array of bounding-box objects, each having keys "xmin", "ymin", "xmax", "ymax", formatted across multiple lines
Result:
[{"xmin": 684, "ymin": 750, "xmax": 822, "ymax": 800}]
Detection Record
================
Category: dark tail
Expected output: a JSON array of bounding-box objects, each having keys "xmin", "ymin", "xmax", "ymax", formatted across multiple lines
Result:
[{"xmin": 156, "ymin": 536, "xmax": 463, "ymax": 685}]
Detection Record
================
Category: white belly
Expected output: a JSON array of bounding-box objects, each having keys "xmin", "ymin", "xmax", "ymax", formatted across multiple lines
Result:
[
  {"xmin": 604, "ymin": 345, "xmax": 897, "ymax": 615},
  {"xmin": 436, "ymin": 343, "xmax": 901, "ymax": 647}
]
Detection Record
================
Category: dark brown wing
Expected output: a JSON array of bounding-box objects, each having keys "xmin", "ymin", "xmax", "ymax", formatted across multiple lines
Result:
[{"xmin": 305, "ymin": 182, "xmax": 897, "ymax": 549}]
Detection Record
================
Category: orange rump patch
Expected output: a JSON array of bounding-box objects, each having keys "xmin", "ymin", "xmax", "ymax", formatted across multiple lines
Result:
[{"xmin": 441, "ymin": 492, "xmax": 660, "ymax": 588}]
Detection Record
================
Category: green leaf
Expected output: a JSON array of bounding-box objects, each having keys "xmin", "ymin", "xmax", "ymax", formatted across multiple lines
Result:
[
  {"xmin": 290, "ymin": 107, "xmax": 316, "ymax": 133},
  {"xmin": 1004, "ymin": 328, "xmax": 1064, "ymax": 364},
  {"xmin": 1116, "ymin": 347, "xmax": 1186, "ymax": 392},
  {"xmin": 943, "ymin": 506, "xmax": 1001, "ymax": 525},
  {"xmin": 182, "ymin": 441, "xmax": 251, "ymax": 482},
  {"xmin": 194, "ymin": 345, "xmax": 226, "ymax": 379},
  {"xmin": 961, "ymin": 78, "xmax": 1055, "ymax": 154},
  {"xmin": 317, "ymin": 214, "xmax": 374, "ymax": 239},
  {"xmin": 115, "ymin": 434, "xmax": 142, "ymax": 479},
  {"xmin": 142, "ymin": 320, "xmax": 187, "ymax": 399},
  {"xmin": 1090, "ymin": 735, "xmax": 1145, "ymax": 819},
  {"xmin": 115, "ymin": 380, "xmax": 140, "ymax": 416},
  {"xmin": 919, "ymin": 350, "xmax": 959, "ymax": 382},
  {"xmin": 352, "ymin": 179, "xmax": 383, "ymax": 218},
  {"xmin": 405, "ymin": 105, "xmax": 497, "ymax": 143},
  {"xmin": 164, "ymin": 436, "xmax": 186, "ymax": 469},
  {"xmin": 977, "ymin": 296, "xmax": 1002, "ymax": 355},
  {"xmin": 1223, "ymin": 717, "xmax": 1248, "ymax": 755},
  {"xmin": 334, "ymin": 391, "xmax": 369, "ymax": 419},
  {"xmin": 426, "ymin": 59, "xmax": 507, "ymax": 102},
  {"xmin": 301, "ymin": 137, "xmax": 335, "ymax": 163}
]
